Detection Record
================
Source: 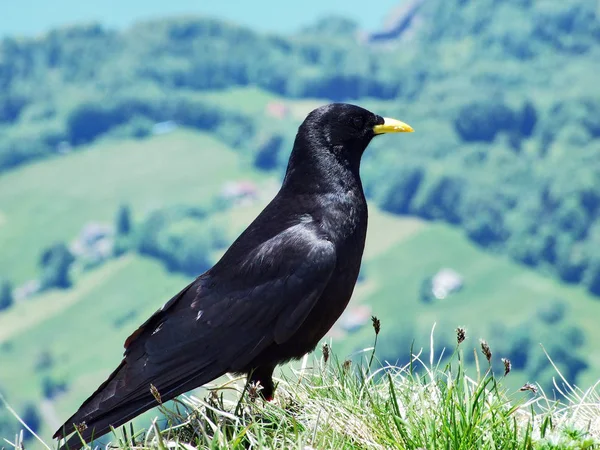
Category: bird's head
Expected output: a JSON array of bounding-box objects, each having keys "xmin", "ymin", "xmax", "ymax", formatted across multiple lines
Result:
[
  {"xmin": 283, "ymin": 103, "xmax": 413, "ymax": 192},
  {"xmin": 300, "ymin": 103, "xmax": 414, "ymax": 159}
]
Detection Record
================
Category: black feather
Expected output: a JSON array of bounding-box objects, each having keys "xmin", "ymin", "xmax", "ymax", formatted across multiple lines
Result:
[{"xmin": 54, "ymin": 103, "xmax": 400, "ymax": 449}]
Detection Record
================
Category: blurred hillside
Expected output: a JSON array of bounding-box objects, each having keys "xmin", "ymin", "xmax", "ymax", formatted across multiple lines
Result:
[{"xmin": 1, "ymin": 0, "xmax": 599, "ymax": 444}]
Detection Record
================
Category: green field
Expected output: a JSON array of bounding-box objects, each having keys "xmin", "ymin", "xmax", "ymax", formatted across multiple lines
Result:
[{"xmin": 0, "ymin": 130, "xmax": 264, "ymax": 284}]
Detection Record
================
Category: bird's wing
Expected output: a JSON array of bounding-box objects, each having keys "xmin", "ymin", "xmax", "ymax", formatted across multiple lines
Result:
[
  {"xmin": 127, "ymin": 221, "xmax": 336, "ymax": 366},
  {"xmin": 55, "ymin": 221, "xmax": 336, "ymax": 443}
]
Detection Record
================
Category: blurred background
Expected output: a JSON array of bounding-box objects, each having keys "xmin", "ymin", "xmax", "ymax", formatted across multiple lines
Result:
[{"xmin": 1, "ymin": 0, "xmax": 599, "ymax": 444}]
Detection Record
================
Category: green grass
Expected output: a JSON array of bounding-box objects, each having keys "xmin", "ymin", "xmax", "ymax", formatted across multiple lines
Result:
[
  {"xmin": 338, "ymin": 221, "xmax": 600, "ymax": 389},
  {"xmin": 5, "ymin": 338, "xmax": 600, "ymax": 450},
  {"xmin": 0, "ymin": 129, "xmax": 262, "ymax": 284}
]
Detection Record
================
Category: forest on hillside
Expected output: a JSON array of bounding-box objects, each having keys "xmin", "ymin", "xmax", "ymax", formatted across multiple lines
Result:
[{"xmin": 1, "ymin": 0, "xmax": 599, "ymax": 295}]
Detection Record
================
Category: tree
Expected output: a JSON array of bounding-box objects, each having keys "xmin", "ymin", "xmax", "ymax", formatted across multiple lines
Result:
[
  {"xmin": 519, "ymin": 101, "xmax": 537, "ymax": 137},
  {"xmin": 454, "ymin": 101, "xmax": 517, "ymax": 142},
  {"xmin": 114, "ymin": 204, "xmax": 133, "ymax": 256},
  {"xmin": 21, "ymin": 403, "xmax": 41, "ymax": 438},
  {"xmin": 379, "ymin": 166, "xmax": 424, "ymax": 215},
  {"xmin": 536, "ymin": 298, "xmax": 568, "ymax": 325},
  {"xmin": 254, "ymin": 134, "xmax": 283, "ymax": 170},
  {"xmin": 0, "ymin": 279, "xmax": 13, "ymax": 311},
  {"xmin": 41, "ymin": 376, "xmax": 67, "ymax": 399},
  {"xmin": 67, "ymin": 102, "xmax": 119, "ymax": 144},
  {"xmin": 555, "ymin": 238, "xmax": 587, "ymax": 283},
  {"xmin": 39, "ymin": 243, "xmax": 75, "ymax": 289},
  {"xmin": 461, "ymin": 190, "xmax": 509, "ymax": 247},
  {"xmin": 413, "ymin": 174, "xmax": 466, "ymax": 224},
  {"xmin": 116, "ymin": 204, "xmax": 132, "ymax": 236},
  {"xmin": 584, "ymin": 256, "xmax": 600, "ymax": 296},
  {"xmin": 0, "ymin": 93, "xmax": 27, "ymax": 123},
  {"xmin": 157, "ymin": 219, "xmax": 215, "ymax": 276}
]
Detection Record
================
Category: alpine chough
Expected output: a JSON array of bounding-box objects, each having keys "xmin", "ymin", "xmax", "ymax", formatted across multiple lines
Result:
[{"xmin": 54, "ymin": 103, "xmax": 413, "ymax": 449}]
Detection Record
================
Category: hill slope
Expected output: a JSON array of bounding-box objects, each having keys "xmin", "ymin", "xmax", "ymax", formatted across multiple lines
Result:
[{"xmin": 1, "ymin": 131, "xmax": 600, "ymax": 444}]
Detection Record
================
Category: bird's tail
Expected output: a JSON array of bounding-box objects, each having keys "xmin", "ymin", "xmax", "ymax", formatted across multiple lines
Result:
[
  {"xmin": 53, "ymin": 361, "xmax": 156, "ymax": 450},
  {"xmin": 54, "ymin": 359, "xmax": 222, "ymax": 450}
]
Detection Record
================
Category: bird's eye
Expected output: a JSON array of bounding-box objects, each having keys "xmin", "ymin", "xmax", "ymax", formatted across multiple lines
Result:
[{"xmin": 351, "ymin": 117, "xmax": 364, "ymax": 129}]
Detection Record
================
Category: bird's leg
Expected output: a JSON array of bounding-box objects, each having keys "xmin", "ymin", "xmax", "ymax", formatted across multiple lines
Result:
[{"xmin": 247, "ymin": 365, "xmax": 276, "ymax": 401}]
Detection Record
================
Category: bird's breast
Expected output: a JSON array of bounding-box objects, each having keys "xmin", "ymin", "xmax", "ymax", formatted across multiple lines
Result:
[
  {"xmin": 317, "ymin": 190, "xmax": 368, "ymax": 245},
  {"xmin": 295, "ymin": 191, "xmax": 368, "ymax": 342}
]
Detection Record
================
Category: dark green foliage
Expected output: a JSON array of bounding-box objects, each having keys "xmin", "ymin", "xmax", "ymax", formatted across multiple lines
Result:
[
  {"xmin": 518, "ymin": 101, "xmax": 537, "ymax": 137},
  {"xmin": 41, "ymin": 376, "xmax": 67, "ymax": 399},
  {"xmin": 532, "ymin": 2, "xmax": 600, "ymax": 53},
  {"xmin": 67, "ymin": 102, "xmax": 119, "ymax": 144},
  {"xmin": 116, "ymin": 204, "xmax": 132, "ymax": 236},
  {"xmin": 454, "ymin": 101, "xmax": 516, "ymax": 143},
  {"xmin": 21, "ymin": 403, "xmax": 41, "ymax": 438},
  {"xmin": 0, "ymin": 93, "xmax": 27, "ymax": 123},
  {"xmin": 107, "ymin": 116, "xmax": 154, "ymax": 139},
  {"xmin": 0, "ymin": 13, "xmax": 423, "ymax": 173},
  {"xmin": 454, "ymin": 100, "xmax": 537, "ymax": 145},
  {"xmin": 378, "ymin": 166, "xmax": 424, "ymax": 215},
  {"xmin": 114, "ymin": 205, "xmax": 133, "ymax": 257},
  {"xmin": 0, "ymin": 279, "xmax": 13, "ymax": 311},
  {"xmin": 555, "ymin": 239, "xmax": 587, "ymax": 283},
  {"xmin": 136, "ymin": 204, "xmax": 227, "ymax": 276},
  {"xmin": 461, "ymin": 190, "xmax": 510, "ymax": 247},
  {"xmin": 156, "ymin": 220, "xmax": 214, "ymax": 275},
  {"xmin": 413, "ymin": 173, "xmax": 467, "ymax": 224},
  {"xmin": 0, "ymin": 133, "xmax": 56, "ymax": 171},
  {"xmin": 536, "ymin": 299, "xmax": 567, "ymax": 325},
  {"xmin": 501, "ymin": 323, "xmax": 530, "ymax": 371},
  {"xmin": 254, "ymin": 134, "xmax": 284, "ymax": 170},
  {"xmin": 581, "ymin": 98, "xmax": 600, "ymax": 138},
  {"xmin": 583, "ymin": 256, "xmax": 600, "ymax": 296},
  {"xmin": 34, "ymin": 349, "xmax": 54, "ymax": 371},
  {"xmin": 418, "ymin": 276, "xmax": 435, "ymax": 304},
  {"xmin": 491, "ymin": 306, "xmax": 588, "ymax": 392},
  {"xmin": 63, "ymin": 92, "xmax": 253, "ymax": 146},
  {"xmin": 0, "ymin": 406, "xmax": 17, "ymax": 445},
  {"xmin": 39, "ymin": 242, "xmax": 75, "ymax": 289}
]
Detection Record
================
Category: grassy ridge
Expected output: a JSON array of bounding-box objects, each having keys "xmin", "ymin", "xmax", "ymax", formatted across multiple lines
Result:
[{"xmin": 7, "ymin": 338, "xmax": 600, "ymax": 450}]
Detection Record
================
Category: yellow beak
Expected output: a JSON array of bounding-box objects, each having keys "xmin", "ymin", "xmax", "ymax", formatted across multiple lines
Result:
[{"xmin": 373, "ymin": 117, "xmax": 414, "ymax": 134}]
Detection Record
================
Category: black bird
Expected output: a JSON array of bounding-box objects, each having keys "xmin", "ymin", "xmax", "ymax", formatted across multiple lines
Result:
[{"xmin": 54, "ymin": 103, "xmax": 413, "ymax": 449}]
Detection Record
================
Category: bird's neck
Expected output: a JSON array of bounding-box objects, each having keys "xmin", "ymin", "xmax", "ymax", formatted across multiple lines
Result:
[{"xmin": 281, "ymin": 135, "xmax": 363, "ymax": 196}]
